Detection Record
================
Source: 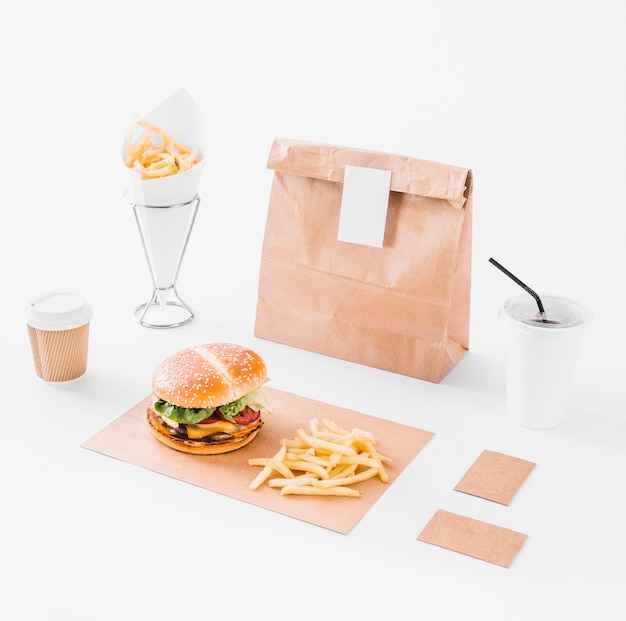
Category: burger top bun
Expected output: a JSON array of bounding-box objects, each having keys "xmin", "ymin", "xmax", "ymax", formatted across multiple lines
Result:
[{"xmin": 151, "ymin": 343, "xmax": 268, "ymax": 409}]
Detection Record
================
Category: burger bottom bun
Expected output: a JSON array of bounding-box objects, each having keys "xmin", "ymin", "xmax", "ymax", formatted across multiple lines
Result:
[{"xmin": 146, "ymin": 407, "xmax": 262, "ymax": 455}]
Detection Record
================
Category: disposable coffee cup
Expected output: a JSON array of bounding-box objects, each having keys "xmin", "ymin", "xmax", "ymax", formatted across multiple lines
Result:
[
  {"xmin": 25, "ymin": 291, "xmax": 93, "ymax": 382},
  {"xmin": 498, "ymin": 294, "xmax": 591, "ymax": 429}
]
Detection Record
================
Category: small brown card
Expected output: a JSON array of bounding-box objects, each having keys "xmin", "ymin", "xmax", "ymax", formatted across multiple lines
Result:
[
  {"xmin": 417, "ymin": 509, "xmax": 528, "ymax": 567},
  {"xmin": 454, "ymin": 450, "xmax": 535, "ymax": 505}
]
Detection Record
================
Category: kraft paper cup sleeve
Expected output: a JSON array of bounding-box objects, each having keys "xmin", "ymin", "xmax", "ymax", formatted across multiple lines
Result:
[
  {"xmin": 27, "ymin": 323, "xmax": 90, "ymax": 382},
  {"xmin": 122, "ymin": 88, "xmax": 206, "ymax": 207}
]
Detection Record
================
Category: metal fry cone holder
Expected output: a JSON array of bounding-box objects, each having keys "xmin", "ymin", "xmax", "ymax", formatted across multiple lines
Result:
[{"xmin": 130, "ymin": 194, "xmax": 200, "ymax": 328}]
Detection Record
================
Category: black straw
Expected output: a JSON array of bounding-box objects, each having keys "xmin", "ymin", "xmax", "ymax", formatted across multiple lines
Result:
[{"xmin": 489, "ymin": 258, "xmax": 547, "ymax": 320}]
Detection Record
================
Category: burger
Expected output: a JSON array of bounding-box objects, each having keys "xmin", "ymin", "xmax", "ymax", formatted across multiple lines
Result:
[{"xmin": 147, "ymin": 342, "xmax": 272, "ymax": 455}]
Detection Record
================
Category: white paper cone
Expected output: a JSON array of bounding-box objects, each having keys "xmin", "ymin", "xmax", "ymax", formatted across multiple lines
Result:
[{"xmin": 123, "ymin": 88, "xmax": 206, "ymax": 207}]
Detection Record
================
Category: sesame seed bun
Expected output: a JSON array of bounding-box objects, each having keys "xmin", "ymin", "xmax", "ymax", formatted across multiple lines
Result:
[{"xmin": 151, "ymin": 342, "xmax": 268, "ymax": 409}]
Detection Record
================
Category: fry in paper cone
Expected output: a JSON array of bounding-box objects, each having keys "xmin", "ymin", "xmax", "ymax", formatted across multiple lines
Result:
[{"xmin": 122, "ymin": 88, "xmax": 206, "ymax": 206}]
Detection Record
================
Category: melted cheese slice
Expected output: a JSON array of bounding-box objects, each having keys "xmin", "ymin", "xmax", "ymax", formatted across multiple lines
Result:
[{"xmin": 185, "ymin": 420, "xmax": 238, "ymax": 439}]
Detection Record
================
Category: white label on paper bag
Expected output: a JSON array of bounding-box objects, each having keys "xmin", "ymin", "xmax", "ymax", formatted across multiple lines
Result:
[{"xmin": 337, "ymin": 165, "xmax": 391, "ymax": 247}]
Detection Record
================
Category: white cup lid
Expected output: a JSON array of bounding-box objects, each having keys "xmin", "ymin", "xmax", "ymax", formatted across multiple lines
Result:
[
  {"xmin": 25, "ymin": 291, "xmax": 93, "ymax": 331},
  {"xmin": 499, "ymin": 293, "xmax": 590, "ymax": 331}
]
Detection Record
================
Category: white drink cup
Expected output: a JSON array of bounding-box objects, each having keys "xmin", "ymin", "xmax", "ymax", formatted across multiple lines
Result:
[
  {"xmin": 25, "ymin": 291, "xmax": 93, "ymax": 382},
  {"xmin": 498, "ymin": 294, "xmax": 591, "ymax": 429}
]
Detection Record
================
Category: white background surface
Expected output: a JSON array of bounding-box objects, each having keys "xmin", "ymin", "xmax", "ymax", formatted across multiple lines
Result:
[{"xmin": 1, "ymin": 2, "xmax": 625, "ymax": 619}]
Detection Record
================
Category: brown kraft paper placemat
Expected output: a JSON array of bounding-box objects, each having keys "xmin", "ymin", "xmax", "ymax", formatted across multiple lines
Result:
[{"xmin": 82, "ymin": 387, "xmax": 434, "ymax": 534}]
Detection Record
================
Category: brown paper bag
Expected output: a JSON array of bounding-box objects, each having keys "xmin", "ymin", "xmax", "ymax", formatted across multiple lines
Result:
[{"xmin": 254, "ymin": 138, "xmax": 473, "ymax": 383}]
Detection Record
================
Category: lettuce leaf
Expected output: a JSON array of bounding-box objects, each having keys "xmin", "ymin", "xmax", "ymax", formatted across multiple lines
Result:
[
  {"xmin": 154, "ymin": 387, "xmax": 271, "ymax": 424},
  {"xmin": 218, "ymin": 388, "xmax": 268, "ymax": 419},
  {"xmin": 153, "ymin": 400, "xmax": 216, "ymax": 424}
]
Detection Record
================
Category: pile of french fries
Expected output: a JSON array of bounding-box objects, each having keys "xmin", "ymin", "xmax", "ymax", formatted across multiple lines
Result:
[
  {"xmin": 249, "ymin": 418, "xmax": 390, "ymax": 498},
  {"xmin": 124, "ymin": 119, "xmax": 200, "ymax": 179}
]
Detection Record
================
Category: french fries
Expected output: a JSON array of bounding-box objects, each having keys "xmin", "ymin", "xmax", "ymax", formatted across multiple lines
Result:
[
  {"xmin": 124, "ymin": 118, "xmax": 200, "ymax": 179},
  {"xmin": 248, "ymin": 418, "xmax": 391, "ymax": 498}
]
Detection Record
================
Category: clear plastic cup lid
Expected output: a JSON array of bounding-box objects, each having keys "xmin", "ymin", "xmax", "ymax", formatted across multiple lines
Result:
[
  {"xmin": 25, "ymin": 291, "xmax": 93, "ymax": 331},
  {"xmin": 499, "ymin": 294, "xmax": 590, "ymax": 329}
]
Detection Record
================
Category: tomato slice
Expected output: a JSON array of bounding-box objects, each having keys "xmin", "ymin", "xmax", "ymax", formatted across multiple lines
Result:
[
  {"xmin": 232, "ymin": 406, "xmax": 261, "ymax": 425},
  {"xmin": 197, "ymin": 406, "xmax": 260, "ymax": 426}
]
